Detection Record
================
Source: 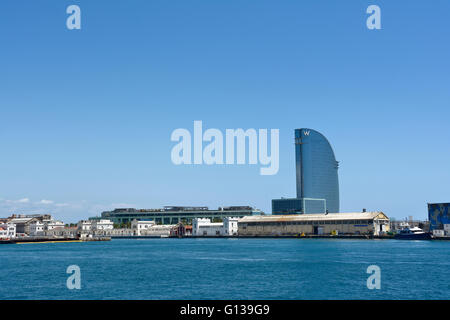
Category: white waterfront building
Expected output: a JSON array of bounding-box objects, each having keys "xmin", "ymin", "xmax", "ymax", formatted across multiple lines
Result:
[
  {"xmin": 45, "ymin": 220, "xmax": 64, "ymax": 230},
  {"xmin": 29, "ymin": 221, "xmax": 45, "ymax": 236},
  {"xmin": 433, "ymin": 229, "xmax": 445, "ymax": 237},
  {"xmin": 192, "ymin": 217, "xmax": 239, "ymax": 236},
  {"xmin": 222, "ymin": 217, "xmax": 239, "ymax": 236},
  {"xmin": 92, "ymin": 219, "xmax": 114, "ymax": 231},
  {"xmin": 0, "ymin": 223, "xmax": 16, "ymax": 239},
  {"xmin": 29, "ymin": 219, "xmax": 65, "ymax": 236},
  {"xmin": 131, "ymin": 219, "xmax": 155, "ymax": 236},
  {"xmin": 139, "ymin": 224, "xmax": 174, "ymax": 236},
  {"xmin": 77, "ymin": 220, "xmax": 92, "ymax": 232},
  {"xmin": 444, "ymin": 224, "xmax": 450, "ymax": 236}
]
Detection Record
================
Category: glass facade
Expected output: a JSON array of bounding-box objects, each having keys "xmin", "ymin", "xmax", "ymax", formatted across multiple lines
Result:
[
  {"xmin": 272, "ymin": 128, "xmax": 339, "ymax": 214},
  {"xmin": 303, "ymin": 198, "xmax": 327, "ymax": 214},
  {"xmin": 97, "ymin": 207, "xmax": 262, "ymax": 225},
  {"xmin": 295, "ymin": 128, "xmax": 339, "ymax": 213},
  {"xmin": 272, "ymin": 199, "xmax": 303, "ymax": 214},
  {"xmin": 272, "ymin": 198, "xmax": 327, "ymax": 214}
]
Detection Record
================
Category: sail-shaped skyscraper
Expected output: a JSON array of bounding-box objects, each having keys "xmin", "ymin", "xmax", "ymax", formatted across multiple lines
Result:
[{"xmin": 272, "ymin": 128, "xmax": 339, "ymax": 214}]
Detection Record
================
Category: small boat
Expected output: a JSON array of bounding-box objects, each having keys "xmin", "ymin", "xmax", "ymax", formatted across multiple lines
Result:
[{"xmin": 394, "ymin": 226, "xmax": 431, "ymax": 240}]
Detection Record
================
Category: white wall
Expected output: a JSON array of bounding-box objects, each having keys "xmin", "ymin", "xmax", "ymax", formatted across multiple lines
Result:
[
  {"xmin": 131, "ymin": 220, "xmax": 155, "ymax": 235},
  {"xmin": 222, "ymin": 217, "xmax": 239, "ymax": 236},
  {"xmin": 193, "ymin": 217, "xmax": 239, "ymax": 236},
  {"xmin": 29, "ymin": 222, "xmax": 44, "ymax": 236},
  {"xmin": 0, "ymin": 223, "xmax": 16, "ymax": 239}
]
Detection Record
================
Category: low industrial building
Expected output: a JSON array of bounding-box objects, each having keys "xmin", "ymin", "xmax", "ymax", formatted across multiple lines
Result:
[
  {"xmin": 106, "ymin": 228, "xmax": 134, "ymax": 237},
  {"xmin": 135, "ymin": 224, "xmax": 174, "ymax": 236},
  {"xmin": 238, "ymin": 211, "xmax": 390, "ymax": 236},
  {"xmin": 106, "ymin": 222, "xmax": 174, "ymax": 237},
  {"xmin": 44, "ymin": 227, "xmax": 77, "ymax": 238}
]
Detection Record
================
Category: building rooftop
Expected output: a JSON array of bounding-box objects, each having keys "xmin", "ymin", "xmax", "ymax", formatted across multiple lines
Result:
[
  {"xmin": 8, "ymin": 217, "xmax": 34, "ymax": 223},
  {"xmin": 105, "ymin": 206, "xmax": 257, "ymax": 214},
  {"xmin": 198, "ymin": 223, "xmax": 223, "ymax": 227},
  {"xmin": 239, "ymin": 211, "xmax": 388, "ymax": 223}
]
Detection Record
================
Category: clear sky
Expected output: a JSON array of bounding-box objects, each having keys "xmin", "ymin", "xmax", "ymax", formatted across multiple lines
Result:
[{"xmin": 1, "ymin": 1, "xmax": 449, "ymax": 222}]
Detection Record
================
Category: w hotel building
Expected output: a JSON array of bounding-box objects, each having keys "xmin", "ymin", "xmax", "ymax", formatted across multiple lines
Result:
[{"xmin": 272, "ymin": 128, "xmax": 339, "ymax": 214}]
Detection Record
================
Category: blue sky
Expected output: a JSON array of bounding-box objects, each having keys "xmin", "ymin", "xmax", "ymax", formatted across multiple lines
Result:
[{"xmin": 1, "ymin": 1, "xmax": 449, "ymax": 222}]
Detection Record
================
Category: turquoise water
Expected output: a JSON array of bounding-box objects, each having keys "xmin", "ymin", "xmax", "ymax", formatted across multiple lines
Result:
[{"xmin": 0, "ymin": 238, "xmax": 449, "ymax": 300}]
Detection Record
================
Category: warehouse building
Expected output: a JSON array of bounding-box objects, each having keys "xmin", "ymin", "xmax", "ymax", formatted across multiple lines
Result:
[{"xmin": 238, "ymin": 211, "xmax": 389, "ymax": 236}]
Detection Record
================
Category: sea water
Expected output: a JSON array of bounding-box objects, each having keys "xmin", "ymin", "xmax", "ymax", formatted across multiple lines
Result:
[{"xmin": 0, "ymin": 238, "xmax": 449, "ymax": 300}]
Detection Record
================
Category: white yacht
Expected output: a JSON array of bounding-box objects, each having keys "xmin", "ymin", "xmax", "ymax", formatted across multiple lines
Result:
[{"xmin": 395, "ymin": 226, "xmax": 431, "ymax": 240}]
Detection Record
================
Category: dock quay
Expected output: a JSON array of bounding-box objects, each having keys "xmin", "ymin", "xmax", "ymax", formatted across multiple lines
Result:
[
  {"xmin": 170, "ymin": 234, "xmax": 395, "ymax": 239},
  {"xmin": 431, "ymin": 236, "xmax": 450, "ymax": 241},
  {"xmin": 0, "ymin": 236, "xmax": 111, "ymax": 244},
  {"xmin": 111, "ymin": 235, "xmax": 168, "ymax": 239}
]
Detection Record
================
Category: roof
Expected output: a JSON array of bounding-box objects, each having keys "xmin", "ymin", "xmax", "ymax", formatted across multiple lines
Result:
[
  {"xmin": 8, "ymin": 218, "xmax": 34, "ymax": 224},
  {"xmin": 239, "ymin": 212, "xmax": 388, "ymax": 223},
  {"xmin": 198, "ymin": 223, "xmax": 223, "ymax": 227}
]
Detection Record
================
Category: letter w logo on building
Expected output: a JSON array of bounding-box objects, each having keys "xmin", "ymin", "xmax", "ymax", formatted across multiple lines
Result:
[{"xmin": 303, "ymin": 130, "xmax": 310, "ymax": 136}]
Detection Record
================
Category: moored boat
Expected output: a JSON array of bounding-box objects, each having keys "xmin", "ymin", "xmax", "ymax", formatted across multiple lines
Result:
[{"xmin": 394, "ymin": 226, "xmax": 431, "ymax": 240}]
